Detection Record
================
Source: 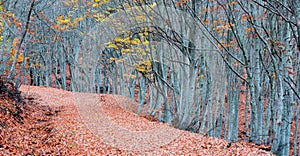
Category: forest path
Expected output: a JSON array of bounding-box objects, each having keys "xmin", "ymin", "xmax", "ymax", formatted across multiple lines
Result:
[
  {"xmin": 19, "ymin": 85, "xmax": 182, "ymax": 151},
  {"xmin": 18, "ymin": 85, "xmax": 273, "ymax": 155},
  {"xmin": 73, "ymin": 92, "xmax": 182, "ymax": 150}
]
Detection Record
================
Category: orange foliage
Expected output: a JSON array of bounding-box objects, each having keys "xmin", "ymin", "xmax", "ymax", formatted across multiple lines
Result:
[
  {"xmin": 241, "ymin": 13, "xmax": 253, "ymax": 22},
  {"xmin": 176, "ymin": 0, "xmax": 189, "ymax": 9}
]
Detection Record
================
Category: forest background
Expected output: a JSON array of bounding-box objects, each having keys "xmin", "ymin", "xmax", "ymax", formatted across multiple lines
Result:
[{"xmin": 0, "ymin": 0, "xmax": 299, "ymax": 155}]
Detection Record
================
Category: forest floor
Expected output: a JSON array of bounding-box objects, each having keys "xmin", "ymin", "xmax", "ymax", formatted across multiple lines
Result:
[{"xmin": 0, "ymin": 84, "xmax": 275, "ymax": 155}]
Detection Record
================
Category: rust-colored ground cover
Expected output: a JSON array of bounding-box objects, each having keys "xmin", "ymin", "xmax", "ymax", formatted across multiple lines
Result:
[{"xmin": 0, "ymin": 84, "xmax": 274, "ymax": 155}]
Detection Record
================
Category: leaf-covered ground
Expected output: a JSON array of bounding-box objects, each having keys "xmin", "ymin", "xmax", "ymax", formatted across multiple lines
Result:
[{"xmin": 0, "ymin": 84, "xmax": 274, "ymax": 155}]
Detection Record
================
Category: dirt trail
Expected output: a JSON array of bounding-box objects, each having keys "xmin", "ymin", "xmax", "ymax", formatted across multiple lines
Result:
[
  {"xmin": 18, "ymin": 85, "xmax": 274, "ymax": 155},
  {"xmin": 20, "ymin": 86, "xmax": 182, "ymax": 151}
]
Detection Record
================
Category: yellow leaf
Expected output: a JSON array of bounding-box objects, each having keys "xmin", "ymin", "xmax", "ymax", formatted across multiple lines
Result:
[
  {"xmin": 92, "ymin": 3, "xmax": 99, "ymax": 8},
  {"xmin": 135, "ymin": 65, "xmax": 146, "ymax": 72},
  {"xmin": 59, "ymin": 18, "xmax": 70, "ymax": 24},
  {"xmin": 124, "ymin": 74, "xmax": 137, "ymax": 79},
  {"xmin": 114, "ymin": 37, "xmax": 125, "ymax": 43},
  {"xmin": 142, "ymin": 40, "xmax": 149, "ymax": 45},
  {"xmin": 271, "ymin": 72, "xmax": 276, "ymax": 79},
  {"xmin": 131, "ymin": 38, "xmax": 141, "ymax": 45},
  {"xmin": 130, "ymin": 74, "xmax": 136, "ymax": 79},
  {"xmin": 121, "ymin": 48, "xmax": 133, "ymax": 53},
  {"xmin": 106, "ymin": 43, "xmax": 118, "ymax": 49},
  {"xmin": 73, "ymin": 17, "xmax": 84, "ymax": 23},
  {"xmin": 123, "ymin": 36, "xmax": 131, "ymax": 43},
  {"xmin": 109, "ymin": 57, "xmax": 118, "ymax": 63},
  {"xmin": 17, "ymin": 54, "xmax": 23, "ymax": 63}
]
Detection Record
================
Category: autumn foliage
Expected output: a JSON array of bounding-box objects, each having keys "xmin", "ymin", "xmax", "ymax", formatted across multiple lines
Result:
[
  {"xmin": 0, "ymin": 80, "xmax": 275, "ymax": 155},
  {"xmin": 0, "ymin": 79, "xmax": 61, "ymax": 155},
  {"xmin": 176, "ymin": 0, "xmax": 189, "ymax": 9}
]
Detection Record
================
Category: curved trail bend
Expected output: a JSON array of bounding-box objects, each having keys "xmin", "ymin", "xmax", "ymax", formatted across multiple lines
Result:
[{"xmin": 20, "ymin": 85, "xmax": 181, "ymax": 151}]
